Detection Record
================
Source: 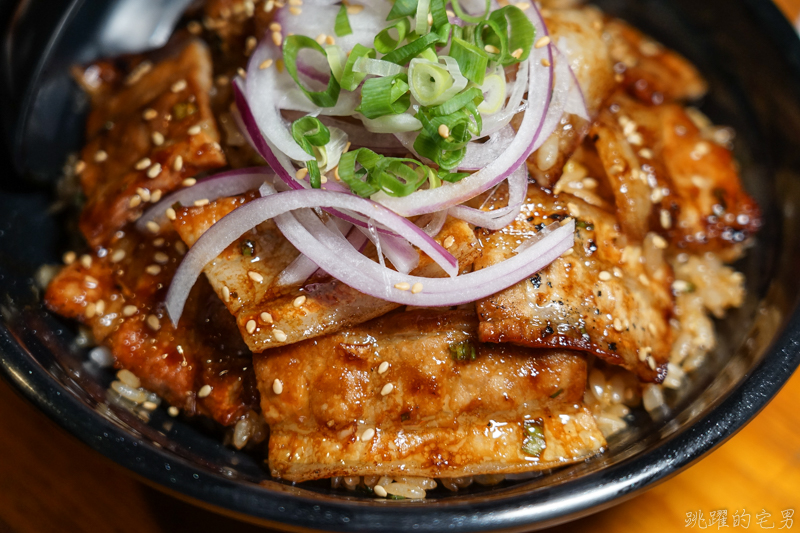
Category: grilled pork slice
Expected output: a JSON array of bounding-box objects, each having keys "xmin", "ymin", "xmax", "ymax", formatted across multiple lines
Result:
[
  {"xmin": 173, "ymin": 195, "xmax": 481, "ymax": 352},
  {"xmin": 475, "ymin": 186, "xmax": 673, "ymax": 382},
  {"xmin": 44, "ymin": 228, "xmax": 258, "ymax": 425},
  {"xmin": 74, "ymin": 40, "xmax": 227, "ymax": 248},
  {"xmin": 589, "ymin": 93, "xmax": 760, "ymax": 259},
  {"xmin": 523, "ymin": 7, "xmax": 617, "ymax": 188},
  {"xmin": 254, "ymin": 310, "xmax": 605, "ymax": 482},
  {"xmin": 603, "ymin": 17, "xmax": 708, "ymax": 104}
]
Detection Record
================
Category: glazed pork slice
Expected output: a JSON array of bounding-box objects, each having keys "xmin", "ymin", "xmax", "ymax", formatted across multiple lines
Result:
[
  {"xmin": 173, "ymin": 195, "xmax": 481, "ymax": 352},
  {"xmin": 74, "ymin": 40, "xmax": 227, "ymax": 248},
  {"xmin": 45, "ymin": 228, "xmax": 258, "ymax": 425},
  {"xmin": 475, "ymin": 186, "xmax": 673, "ymax": 382},
  {"xmin": 603, "ymin": 17, "xmax": 708, "ymax": 104},
  {"xmin": 523, "ymin": 7, "xmax": 617, "ymax": 188},
  {"xmin": 254, "ymin": 310, "xmax": 605, "ymax": 482},
  {"xmin": 589, "ymin": 93, "xmax": 760, "ymax": 259}
]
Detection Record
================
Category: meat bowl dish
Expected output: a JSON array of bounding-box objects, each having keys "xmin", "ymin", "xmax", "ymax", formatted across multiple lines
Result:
[{"xmin": 4, "ymin": 0, "xmax": 798, "ymax": 528}]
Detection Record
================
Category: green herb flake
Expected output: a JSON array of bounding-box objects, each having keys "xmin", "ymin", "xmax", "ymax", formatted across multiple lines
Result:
[
  {"xmin": 549, "ymin": 388, "xmax": 564, "ymax": 399},
  {"xmin": 173, "ymin": 102, "xmax": 197, "ymax": 120},
  {"xmin": 449, "ymin": 339, "xmax": 477, "ymax": 362},
  {"xmin": 521, "ymin": 419, "xmax": 546, "ymax": 458},
  {"xmin": 387, "ymin": 494, "xmax": 406, "ymax": 500},
  {"xmin": 241, "ymin": 239, "xmax": 256, "ymax": 257}
]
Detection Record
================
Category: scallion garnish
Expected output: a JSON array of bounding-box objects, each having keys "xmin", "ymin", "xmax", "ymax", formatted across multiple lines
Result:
[
  {"xmin": 283, "ymin": 35, "xmax": 341, "ymax": 107},
  {"xmin": 358, "ymin": 74, "xmax": 411, "ymax": 119},
  {"xmin": 374, "ymin": 18, "xmax": 412, "ymax": 54},
  {"xmin": 334, "ymin": 4, "xmax": 352, "ymax": 37},
  {"xmin": 449, "ymin": 37, "xmax": 489, "ymax": 85},
  {"xmin": 521, "ymin": 419, "xmax": 547, "ymax": 457},
  {"xmin": 451, "ymin": 0, "xmax": 491, "ymax": 24},
  {"xmin": 339, "ymin": 44, "xmax": 376, "ymax": 91},
  {"xmin": 291, "ymin": 117, "xmax": 331, "ymax": 188}
]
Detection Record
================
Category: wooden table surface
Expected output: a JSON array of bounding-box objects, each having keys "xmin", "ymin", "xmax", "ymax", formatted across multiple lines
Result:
[{"xmin": 3, "ymin": 3, "xmax": 800, "ymax": 532}]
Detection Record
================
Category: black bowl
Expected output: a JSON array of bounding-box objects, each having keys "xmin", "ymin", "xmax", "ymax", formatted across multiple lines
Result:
[{"xmin": 1, "ymin": 0, "xmax": 800, "ymax": 531}]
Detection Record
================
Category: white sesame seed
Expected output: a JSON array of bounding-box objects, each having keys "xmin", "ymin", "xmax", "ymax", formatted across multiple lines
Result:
[
  {"xmin": 648, "ymin": 323, "xmax": 658, "ymax": 335},
  {"xmin": 325, "ymin": 35, "xmax": 335, "ymax": 45},
  {"xmin": 295, "ymin": 167, "xmax": 308, "ymax": 181},
  {"xmin": 222, "ymin": 286, "xmax": 231, "ymax": 302},
  {"xmin": 80, "ymin": 254, "xmax": 93, "ymax": 269},
  {"xmin": 123, "ymin": 305, "xmax": 138, "ymax": 317},
  {"xmin": 272, "ymin": 378, "xmax": 283, "ymax": 394},
  {"xmin": 378, "ymin": 361, "xmax": 389, "ymax": 374},
  {"xmin": 151, "ymin": 131, "xmax": 165, "ymax": 146},
  {"xmin": 272, "ymin": 31, "xmax": 283, "ymax": 46},
  {"xmin": 381, "ymin": 383, "xmax": 394, "ymax": 396},
  {"xmin": 193, "ymin": 198, "xmax": 210, "ymax": 207},
  {"xmin": 264, "ymin": 0, "xmax": 274, "ymax": 12},
  {"xmin": 260, "ymin": 312, "xmax": 273, "ymax": 324},
  {"xmin": 142, "ymin": 401, "xmax": 158, "ymax": 411},
  {"xmin": 85, "ymin": 302, "xmax": 97, "ymax": 319},
  {"xmin": 95, "ymin": 299, "xmax": 105, "ymax": 315},
  {"xmin": 146, "ymin": 221, "xmax": 161, "ymax": 234},
  {"xmin": 394, "ymin": 282, "xmax": 410, "ymax": 291},
  {"xmin": 63, "ymin": 251, "xmax": 76, "ymax": 265},
  {"xmin": 374, "ymin": 485, "xmax": 388, "ymax": 497},
  {"xmin": 246, "ymin": 319, "xmax": 257, "ymax": 334},
  {"xmin": 515, "ymin": 2, "xmax": 530, "ymax": 10},
  {"xmin": 652, "ymin": 234, "xmax": 668, "ymax": 249},
  {"xmin": 146, "ymin": 315, "xmax": 161, "ymax": 331},
  {"xmin": 175, "ymin": 241, "xmax": 186, "ymax": 255},
  {"xmin": 153, "ymin": 238, "xmax": 165, "ymax": 247},
  {"xmin": 599, "ymin": 271, "xmax": 612, "ymax": 281},
  {"xmin": 411, "ymin": 282, "xmax": 423, "ymax": 294},
  {"xmin": 187, "ymin": 125, "xmax": 202, "ymax": 135},
  {"xmin": 94, "ymin": 150, "xmax": 108, "ymax": 162},
  {"xmin": 293, "ymin": 295, "xmax": 306, "ymax": 307},
  {"xmin": 646, "ymin": 355, "xmax": 657, "ymax": 370},
  {"xmin": 182, "ymin": 178, "xmax": 197, "ymax": 187},
  {"xmin": 638, "ymin": 273, "xmax": 651, "ymax": 286},
  {"xmin": 248, "ymin": 271, "xmax": 264, "ymax": 283},
  {"xmin": 443, "ymin": 235, "xmax": 455, "ymax": 248},
  {"xmin": 147, "ymin": 163, "xmax": 162, "ymax": 179},
  {"xmin": 74, "ymin": 161, "xmax": 86, "ymax": 174},
  {"xmin": 135, "ymin": 188, "xmax": 151, "ymax": 202},
  {"xmin": 171, "ymin": 79, "xmax": 187, "ymax": 93},
  {"xmin": 110, "ymin": 249, "xmax": 126, "ymax": 263},
  {"xmin": 541, "ymin": 58, "xmax": 551, "ymax": 67},
  {"xmin": 484, "ymin": 44, "xmax": 500, "ymax": 54},
  {"xmin": 660, "ymin": 209, "xmax": 672, "ymax": 229},
  {"xmin": 613, "ymin": 318, "xmax": 624, "ymax": 332},
  {"xmin": 165, "ymin": 207, "xmax": 177, "ymax": 221},
  {"xmin": 269, "ymin": 22, "xmax": 282, "ymax": 31},
  {"xmin": 438, "ymin": 124, "xmax": 450, "ymax": 138},
  {"xmin": 84, "ymin": 275, "xmax": 98, "ymax": 289},
  {"xmin": 135, "ymin": 157, "xmax": 151, "ymax": 170},
  {"xmin": 168, "ymin": 406, "xmax": 179, "ymax": 417},
  {"xmin": 361, "ymin": 428, "xmax": 375, "ymax": 441},
  {"xmin": 129, "ymin": 195, "xmax": 142, "ymax": 208},
  {"xmin": 198, "ymin": 384, "xmax": 212, "ymax": 398},
  {"xmin": 273, "ymin": 329, "xmax": 288, "ymax": 342},
  {"xmin": 511, "ymin": 48, "xmax": 524, "ymax": 59},
  {"xmin": 153, "ymin": 252, "xmax": 169, "ymax": 264},
  {"xmin": 245, "ymin": 35, "xmax": 257, "ymax": 55},
  {"xmin": 150, "ymin": 190, "xmax": 162, "ymax": 203},
  {"xmin": 535, "ymin": 36, "xmax": 551, "ymax": 48},
  {"xmin": 347, "ymin": 4, "xmax": 364, "ymax": 14},
  {"xmin": 145, "ymin": 265, "xmax": 162, "ymax": 276},
  {"xmin": 259, "ymin": 58, "xmax": 274, "ymax": 70},
  {"xmin": 142, "ymin": 108, "xmax": 158, "ymax": 120},
  {"xmin": 613, "ymin": 267, "xmax": 624, "ymax": 278},
  {"xmin": 173, "ymin": 156, "xmax": 183, "ymax": 172},
  {"xmin": 289, "ymin": 6, "xmax": 302, "ymax": 15},
  {"xmin": 315, "ymin": 33, "xmax": 327, "ymax": 44}
]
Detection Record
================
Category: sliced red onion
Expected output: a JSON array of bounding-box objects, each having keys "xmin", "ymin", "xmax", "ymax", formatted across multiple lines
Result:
[
  {"xmin": 554, "ymin": 41, "xmax": 590, "ymax": 121},
  {"xmin": 357, "ymin": 226, "xmax": 420, "ymax": 274},
  {"xmin": 371, "ymin": 2, "xmax": 554, "ymax": 217},
  {"xmin": 448, "ymin": 162, "xmax": 528, "ymax": 230},
  {"xmin": 274, "ymin": 209, "xmax": 573, "ymax": 306},
  {"xmin": 166, "ymin": 188, "xmax": 463, "ymax": 323},
  {"xmin": 416, "ymin": 210, "xmax": 448, "ymax": 236},
  {"xmin": 458, "ymin": 125, "xmax": 516, "ymax": 171},
  {"xmin": 529, "ymin": 45, "xmax": 572, "ymax": 154},
  {"xmin": 481, "ymin": 59, "xmax": 529, "ymax": 137},
  {"xmin": 136, "ymin": 168, "xmax": 273, "ymax": 232}
]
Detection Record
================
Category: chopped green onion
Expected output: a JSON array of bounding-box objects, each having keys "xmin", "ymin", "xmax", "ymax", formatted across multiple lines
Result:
[
  {"xmin": 429, "ymin": 86, "xmax": 484, "ymax": 117},
  {"xmin": 429, "ymin": 0, "xmax": 449, "ymax": 29},
  {"xmin": 292, "ymin": 116, "xmax": 331, "ymax": 188},
  {"xmin": 334, "ymin": 4, "xmax": 352, "ymax": 37},
  {"xmin": 521, "ymin": 419, "xmax": 547, "ymax": 457},
  {"xmin": 381, "ymin": 30, "xmax": 440, "ymax": 65},
  {"xmin": 449, "ymin": 37, "xmax": 489, "ymax": 85},
  {"xmin": 241, "ymin": 240, "xmax": 255, "ymax": 257},
  {"xmin": 489, "ymin": 6, "xmax": 535, "ymax": 65},
  {"xmin": 408, "ymin": 56, "xmax": 467, "ymax": 106},
  {"xmin": 374, "ymin": 18, "xmax": 412, "ymax": 54},
  {"xmin": 439, "ymin": 170, "xmax": 470, "ymax": 183},
  {"xmin": 340, "ymin": 44, "xmax": 377, "ymax": 91},
  {"xmin": 339, "ymin": 148, "xmax": 441, "ymax": 197},
  {"xmin": 475, "ymin": 18, "xmax": 507, "ymax": 63},
  {"xmin": 315, "ymin": 126, "xmax": 349, "ymax": 173},
  {"xmin": 415, "ymin": 0, "xmax": 431, "ymax": 35},
  {"xmin": 449, "ymin": 339, "xmax": 477, "ymax": 361},
  {"xmin": 416, "ymin": 47, "xmax": 438, "ymax": 63},
  {"xmin": 358, "ymin": 74, "xmax": 411, "ymax": 119},
  {"xmin": 387, "ymin": 0, "xmax": 418, "ymax": 21},
  {"xmin": 451, "ymin": 0, "xmax": 491, "ymax": 23},
  {"xmin": 283, "ymin": 35, "xmax": 341, "ymax": 107},
  {"xmin": 477, "ymin": 71, "xmax": 506, "ymax": 114},
  {"xmin": 353, "ymin": 57, "xmax": 408, "ymax": 77},
  {"xmin": 414, "ymin": 104, "xmax": 478, "ymax": 170},
  {"xmin": 360, "ymin": 113, "xmax": 422, "ymax": 134},
  {"xmin": 325, "ymin": 45, "xmax": 347, "ymax": 83}
]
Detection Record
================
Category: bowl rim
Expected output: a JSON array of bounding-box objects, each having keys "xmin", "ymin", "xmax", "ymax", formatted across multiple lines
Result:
[{"xmin": 2, "ymin": 0, "xmax": 800, "ymax": 530}]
